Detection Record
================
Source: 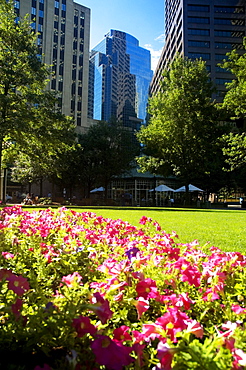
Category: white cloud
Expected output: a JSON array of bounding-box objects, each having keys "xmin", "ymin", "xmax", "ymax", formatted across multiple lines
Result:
[
  {"xmin": 144, "ymin": 43, "xmax": 163, "ymax": 72},
  {"xmin": 154, "ymin": 33, "xmax": 165, "ymax": 43}
]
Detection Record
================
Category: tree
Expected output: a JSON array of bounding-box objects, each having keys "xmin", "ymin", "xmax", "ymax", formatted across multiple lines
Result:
[
  {"xmin": 218, "ymin": 39, "xmax": 246, "ymax": 171},
  {"xmin": 136, "ymin": 56, "xmax": 227, "ymax": 197},
  {"xmin": 0, "ymin": 0, "xmax": 75, "ymax": 199},
  {"xmin": 220, "ymin": 38, "xmax": 246, "ymax": 119},
  {"xmin": 77, "ymin": 120, "xmax": 139, "ymax": 197}
]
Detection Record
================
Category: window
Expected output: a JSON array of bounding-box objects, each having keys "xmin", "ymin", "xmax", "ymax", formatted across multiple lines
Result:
[
  {"xmin": 215, "ymin": 18, "xmax": 245, "ymax": 26},
  {"xmin": 214, "ymin": 6, "xmax": 244, "ymax": 14},
  {"xmin": 188, "ymin": 5, "xmax": 209, "ymax": 12},
  {"xmin": 188, "ymin": 28, "xmax": 210, "ymax": 36},
  {"xmin": 58, "ymin": 81, "xmax": 63, "ymax": 91},
  {"xmin": 51, "ymin": 79, "xmax": 56, "ymax": 90},
  {"xmin": 215, "ymin": 54, "xmax": 228, "ymax": 61},
  {"xmin": 188, "ymin": 40, "xmax": 210, "ymax": 47},
  {"xmin": 215, "ymin": 42, "xmax": 232, "ymax": 49},
  {"xmin": 188, "ymin": 16, "xmax": 209, "ymax": 24},
  {"xmin": 54, "ymin": 1, "xmax": 59, "ymax": 8},
  {"xmin": 214, "ymin": 30, "xmax": 245, "ymax": 38},
  {"xmin": 31, "ymin": 7, "xmax": 36, "ymax": 15},
  {"xmin": 216, "ymin": 78, "xmax": 232, "ymax": 85},
  {"xmin": 71, "ymin": 83, "xmax": 76, "ymax": 95},
  {"xmin": 216, "ymin": 66, "xmax": 231, "ymax": 73},
  {"xmin": 215, "ymin": 42, "xmax": 244, "ymax": 50},
  {"xmin": 188, "ymin": 52, "xmax": 210, "ymax": 60}
]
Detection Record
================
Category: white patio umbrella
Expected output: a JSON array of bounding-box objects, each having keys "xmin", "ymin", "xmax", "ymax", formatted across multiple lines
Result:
[
  {"xmin": 155, "ymin": 184, "xmax": 175, "ymax": 192},
  {"xmin": 174, "ymin": 184, "xmax": 204, "ymax": 192},
  {"xmin": 90, "ymin": 187, "xmax": 105, "ymax": 193},
  {"xmin": 149, "ymin": 184, "xmax": 174, "ymax": 192}
]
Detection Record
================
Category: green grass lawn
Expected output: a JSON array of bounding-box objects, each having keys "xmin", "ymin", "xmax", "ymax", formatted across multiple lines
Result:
[{"xmin": 72, "ymin": 206, "xmax": 246, "ymax": 254}]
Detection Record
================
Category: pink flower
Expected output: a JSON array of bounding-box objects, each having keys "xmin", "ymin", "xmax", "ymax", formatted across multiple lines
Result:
[
  {"xmin": 7, "ymin": 274, "xmax": 30, "ymax": 296},
  {"xmin": 156, "ymin": 341, "xmax": 177, "ymax": 370},
  {"xmin": 231, "ymin": 304, "xmax": 246, "ymax": 315},
  {"xmin": 72, "ymin": 316, "xmax": 97, "ymax": 337},
  {"xmin": 139, "ymin": 216, "xmax": 152, "ymax": 225},
  {"xmin": 155, "ymin": 307, "xmax": 190, "ymax": 342},
  {"xmin": 134, "ymin": 297, "xmax": 149, "ymax": 319},
  {"xmin": 141, "ymin": 323, "xmax": 161, "ymax": 342},
  {"xmin": 62, "ymin": 272, "xmax": 82, "ymax": 287},
  {"xmin": 113, "ymin": 326, "xmax": 132, "ymax": 342},
  {"xmin": 186, "ymin": 320, "xmax": 204, "ymax": 339},
  {"xmin": 91, "ymin": 335, "xmax": 134, "ymax": 370},
  {"xmin": 136, "ymin": 278, "xmax": 158, "ymax": 299},
  {"xmin": 233, "ymin": 348, "xmax": 246, "ymax": 367},
  {"xmin": 180, "ymin": 264, "xmax": 201, "ymax": 287},
  {"xmin": 0, "ymin": 269, "xmax": 14, "ymax": 281},
  {"xmin": 2, "ymin": 251, "xmax": 14, "ymax": 259},
  {"xmin": 202, "ymin": 288, "xmax": 220, "ymax": 302},
  {"xmin": 90, "ymin": 292, "xmax": 113, "ymax": 324}
]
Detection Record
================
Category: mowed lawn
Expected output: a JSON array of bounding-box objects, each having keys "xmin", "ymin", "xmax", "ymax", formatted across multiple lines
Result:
[{"xmin": 74, "ymin": 207, "xmax": 246, "ymax": 254}]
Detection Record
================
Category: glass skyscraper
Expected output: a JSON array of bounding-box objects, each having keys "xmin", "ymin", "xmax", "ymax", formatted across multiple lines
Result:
[
  {"xmin": 88, "ymin": 30, "xmax": 153, "ymax": 132},
  {"xmin": 151, "ymin": 0, "xmax": 246, "ymax": 99}
]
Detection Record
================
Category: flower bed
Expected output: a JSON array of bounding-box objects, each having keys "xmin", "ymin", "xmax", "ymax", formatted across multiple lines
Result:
[{"xmin": 0, "ymin": 206, "xmax": 246, "ymax": 369}]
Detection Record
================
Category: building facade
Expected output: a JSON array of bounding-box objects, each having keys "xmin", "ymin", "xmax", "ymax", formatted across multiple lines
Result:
[
  {"xmin": 15, "ymin": 0, "xmax": 90, "ymax": 131},
  {"xmin": 151, "ymin": 0, "xmax": 246, "ymax": 98},
  {"xmin": 88, "ymin": 30, "xmax": 153, "ymax": 132}
]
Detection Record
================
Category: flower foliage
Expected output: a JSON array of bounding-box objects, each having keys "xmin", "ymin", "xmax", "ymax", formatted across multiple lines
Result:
[{"xmin": 0, "ymin": 206, "xmax": 246, "ymax": 369}]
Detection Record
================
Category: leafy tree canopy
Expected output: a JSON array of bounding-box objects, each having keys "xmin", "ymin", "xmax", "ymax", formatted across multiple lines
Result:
[
  {"xmin": 137, "ymin": 56, "xmax": 227, "ymax": 191},
  {"xmin": 0, "ymin": 0, "xmax": 75, "ymax": 197},
  {"xmin": 220, "ymin": 38, "xmax": 246, "ymax": 119}
]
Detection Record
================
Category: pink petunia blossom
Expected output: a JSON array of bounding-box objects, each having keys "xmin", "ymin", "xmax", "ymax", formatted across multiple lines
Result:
[
  {"xmin": 62, "ymin": 272, "xmax": 82, "ymax": 287},
  {"xmin": 186, "ymin": 320, "xmax": 204, "ymax": 339},
  {"xmin": 134, "ymin": 297, "xmax": 149, "ymax": 319},
  {"xmin": 91, "ymin": 335, "xmax": 134, "ymax": 370},
  {"xmin": 155, "ymin": 307, "xmax": 190, "ymax": 342},
  {"xmin": 141, "ymin": 323, "xmax": 162, "ymax": 342},
  {"xmin": 233, "ymin": 348, "xmax": 246, "ymax": 367},
  {"xmin": 72, "ymin": 316, "xmax": 97, "ymax": 337},
  {"xmin": 136, "ymin": 278, "xmax": 158, "ymax": 299},
  {"xmin": 2, "ymin": 251, "xmax": 14, "ymax": 259},
  {"xmin": 113, "ymin": 326, "xmax": 132, "ymax": 342},
  {"xmin": 202, "ymin": 288, "xmax": 220, "ymax": 302},
  {"xmin": 0, "ymin": 269, "xmax": 14, "ymax": 281},
  {"xmin": 7, "ymin": 274, "xmax": 30, "ymax": 296},
  {"xmin": 231, "ymin": 304, "xmax": 246, "ymax": 315},
  {"xmin": 156, "ymin": 341, "xmax": 177, "ymax": 370},
  {"xmin": 180, "ymin": 264, "xmax": 201, "ymax": 287},
  {"xmin": 90, "ymin": 292, "xmax": 113, "ymax": 324}
]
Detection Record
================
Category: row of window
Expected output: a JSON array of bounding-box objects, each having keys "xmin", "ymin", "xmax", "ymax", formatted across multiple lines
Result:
[
  {"xmin": 188, "ymin": 4, "xmax": 244, "ymax": 14},
  {"xmin": 188, "ymin": 52, "xmax": 231, "ymax": 61},
  {"xmin": 188, "ymin": 29, "xmax": 245, "ymax": 38},
  {"xmin": 188, "ymin": 40, "xmax": 244, "ymax": 49},
  {"xmin": 188, "ymin": 17, "xmax": 245, "ymax": 26}
]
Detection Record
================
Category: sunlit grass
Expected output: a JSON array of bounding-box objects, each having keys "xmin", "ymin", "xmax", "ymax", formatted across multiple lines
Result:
[{"xmin": 74, "ymin": 207, "xmax": 246, "ymax": 253}]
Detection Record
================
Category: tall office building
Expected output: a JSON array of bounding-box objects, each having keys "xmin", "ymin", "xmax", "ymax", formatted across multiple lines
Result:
[
  {"xmin": 88, "ymin": 30, "xmax": 153, "ymax": 132},
  {"xmin": 15, "ymin": 0, "xmax": 90, "ymax": 131},
  {"xmin": 151, "ymin": 0, "xmax": 246, "ymax": 98}
]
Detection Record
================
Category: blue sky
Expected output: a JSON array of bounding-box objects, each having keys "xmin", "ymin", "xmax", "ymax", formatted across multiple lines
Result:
[{"xmin": 77, "ymin": 0, "xmax": 164, "ymax": 71}]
